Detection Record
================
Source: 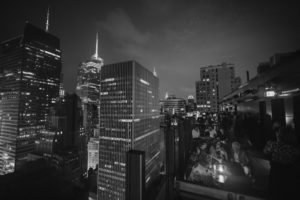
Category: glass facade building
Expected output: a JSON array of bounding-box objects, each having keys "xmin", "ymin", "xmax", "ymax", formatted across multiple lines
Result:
[
  {"xmin": 97, "ymin": 61, "xmax": 163, "ymax": 200},
  {"xmin": 0, "ymin": 22, "xmax": 62, "ymax": 175}
]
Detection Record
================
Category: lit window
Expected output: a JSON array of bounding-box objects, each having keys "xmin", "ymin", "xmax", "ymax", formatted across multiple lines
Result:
[{"xmin": 140, "ymin": 79, "xmax": 149, "ymax": 85}]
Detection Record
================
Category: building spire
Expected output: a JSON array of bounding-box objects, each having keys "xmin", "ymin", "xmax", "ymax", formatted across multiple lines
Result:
[
  {"xmin": 45, "ymin": 6, "xmax": 50, "ymax": 32},
  {"xmin": 94, "ymin": 32, "xmax": 99, "ymax": 59},
  {"xmin": 153, "ymin": 67, "xmax": 157, "ymax": 77},
  {"xmin": 91, "ymin": 33, "xmax": 103, "ymax": 65}
]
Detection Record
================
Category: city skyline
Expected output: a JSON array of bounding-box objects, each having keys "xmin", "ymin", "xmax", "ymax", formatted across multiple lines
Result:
[
  {"xmin": 1, "ymin": 2, "xmax": 300, "ymax": 199},
  {"xmin": 1, "ymin": 0, "xmax": 300, "ymax": 99}
]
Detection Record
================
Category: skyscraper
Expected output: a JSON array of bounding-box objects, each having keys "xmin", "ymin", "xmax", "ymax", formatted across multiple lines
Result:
[
  {"xmin": 97, "ymin": 61, "xmax": 163, "ymax": 200},
  {"xmin": 0, "ymin": 22, "xmax": 62, "ymax": 174},
  {"xmin": 196, "ymin": 63, "xmax": 240, "ymax": 112},
  {"xmin": 76, "ymin": 33, "xmax": 103, "ymax": 137},
  {"xmin": 35, "ymin": 93, "xmax": 83, "ymax": 154}
]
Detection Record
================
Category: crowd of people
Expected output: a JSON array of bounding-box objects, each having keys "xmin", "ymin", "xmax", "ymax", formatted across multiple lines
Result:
[{"xmin": 186, "ymin": 112, "xmax": 300, "ymax": 198}]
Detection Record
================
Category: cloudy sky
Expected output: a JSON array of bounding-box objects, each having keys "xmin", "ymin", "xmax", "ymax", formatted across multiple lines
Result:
[{"xmin": 1, "ymin": 0, "xmax": 300, "ymax": 98}]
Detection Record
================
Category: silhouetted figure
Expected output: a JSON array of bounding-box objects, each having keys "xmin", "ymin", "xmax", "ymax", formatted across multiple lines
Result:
[{"xmin": 263, "ymin": 120, "xmax": 300, "ymax": 200}]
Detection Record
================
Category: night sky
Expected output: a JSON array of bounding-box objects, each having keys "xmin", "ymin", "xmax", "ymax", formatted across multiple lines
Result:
[{"xmin": 1, "ymin": 0, "xmax": 300, "ymax": 99}]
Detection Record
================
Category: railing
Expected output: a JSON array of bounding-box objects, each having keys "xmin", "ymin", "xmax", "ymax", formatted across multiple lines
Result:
[{"xmin": 175, "ymin": 181, "xmax": 266, "ymax": 200}]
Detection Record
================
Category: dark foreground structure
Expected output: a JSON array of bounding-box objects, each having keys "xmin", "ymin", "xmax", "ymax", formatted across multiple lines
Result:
[{"xmin": 0, "ymin": 159, "xmax": 88, "ymax": 200}]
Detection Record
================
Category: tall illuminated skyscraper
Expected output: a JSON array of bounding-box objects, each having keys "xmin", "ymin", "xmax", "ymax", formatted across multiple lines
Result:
[
  {"xmin": 0, "ymin": 22, "xmax": 62, "ymax": 175},
  {"xmin": 76, "ymin": 33, "xmax": 103, "ymax": 137},
  {"xmin": 97, "ymin": 61, "xmax": 163, "ymax": 200}
]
